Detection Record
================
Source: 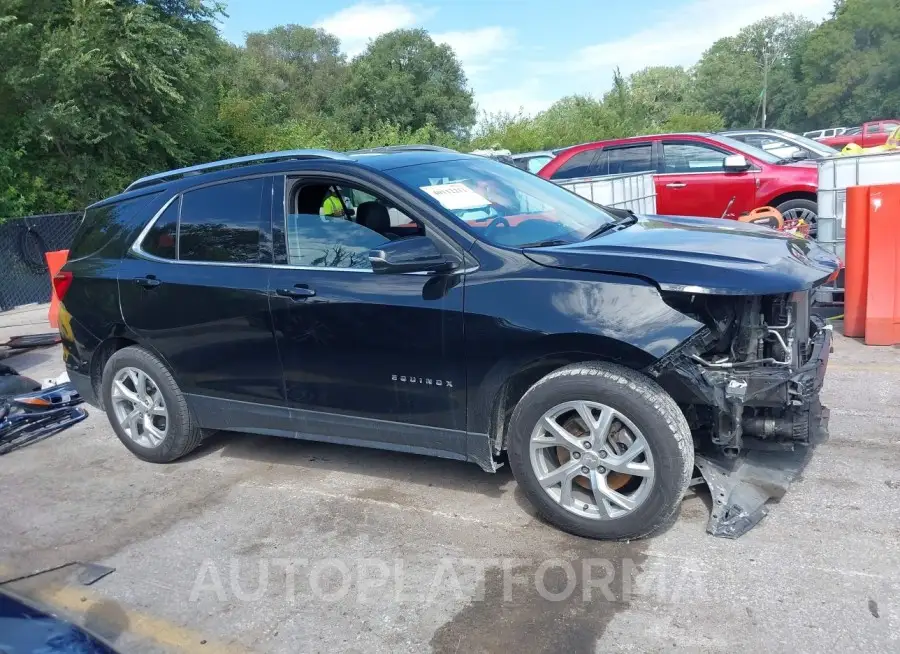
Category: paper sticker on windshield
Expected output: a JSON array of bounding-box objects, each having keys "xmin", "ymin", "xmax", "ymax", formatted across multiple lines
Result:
[{"xmin": 420, "ymin": 183, "xmax": 491, "ymax": 211}]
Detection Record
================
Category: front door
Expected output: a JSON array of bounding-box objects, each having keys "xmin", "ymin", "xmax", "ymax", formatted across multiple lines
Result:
[
  {"xmin": 267, "ymin": 174, "xmax": 469, "ymax": 460},
  {"xmin": 656, "ymin": 140, "xmax": 757, "ymax": 219},
  {"xmin": 118, "ymin": 176, "xmax": 286, "ymax": 428}
]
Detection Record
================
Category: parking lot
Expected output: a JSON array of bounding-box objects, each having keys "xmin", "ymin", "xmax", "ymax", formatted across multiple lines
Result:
[{"xmin": 1, "ymin": 305, "xmax": 898, "ymax": 653}]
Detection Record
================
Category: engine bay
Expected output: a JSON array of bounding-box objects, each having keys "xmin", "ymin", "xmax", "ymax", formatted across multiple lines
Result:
[{"xmin": 651, "ymin": 290, "xmax": 831, "ymax": 457}]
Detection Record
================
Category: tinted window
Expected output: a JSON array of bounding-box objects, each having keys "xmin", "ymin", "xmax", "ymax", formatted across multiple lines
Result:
[
  {"xmin": 179, "ymin": 178, "xmax": 267, "ymax": 263},
  {"xmin": 605, "ymin": 145, "xmax": 653, "ymax": 175},
  {"xmin": 142, "ymin": 199, "xmax": 178, "ymax": 259},
  {"xmin": 663, "ymin": 143, "xmax": 727, "ymax": 173},
  {"xmin": 550, "ymin": 150, "xmax": 599, "ymax": 180},
  {"xmin": 70, "ymin": 193, "xmax": 160, "ymax": 260}
]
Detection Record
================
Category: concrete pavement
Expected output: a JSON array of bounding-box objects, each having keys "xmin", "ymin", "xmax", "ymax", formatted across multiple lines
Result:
[{"xmin": 0, "ymin": 312, "xmax": 897, "ymax": 653}]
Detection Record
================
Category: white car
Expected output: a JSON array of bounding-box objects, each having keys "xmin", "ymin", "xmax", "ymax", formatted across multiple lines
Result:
[{"xmin": 803, "ymin": 127, "xmax": 847, "ymax": 140}]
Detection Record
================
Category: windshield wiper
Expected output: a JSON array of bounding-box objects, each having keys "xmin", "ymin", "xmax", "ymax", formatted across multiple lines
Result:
[
  {"xmin": 519, "ymin": 238, "xmax": 571, "ymax": 248},
  {"xmin": 582, "ymin": 213, "xmax": 638, "ymax": 241}
]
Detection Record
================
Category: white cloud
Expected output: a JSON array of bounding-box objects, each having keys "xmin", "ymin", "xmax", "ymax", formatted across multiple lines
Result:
[
  {"xmin": 314, "ymin": 2, "xmax": 421, "ymax": 57},
  {"xmin": 476, "ymin": 80, "xmax": 555, "ymax": 117},
  {"xmin": 561, "ymin": 0, "xmax": 833, "ymax": 77},
  {"xmin": 480, "ymin": 0, "xmax": 835, "ymax": 116},
  {"xmin": 433, "ymin": 27, "xmax": 514, "ymax": 75}
]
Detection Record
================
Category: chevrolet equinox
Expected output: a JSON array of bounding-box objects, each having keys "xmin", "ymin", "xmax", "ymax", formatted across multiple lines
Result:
[{"xmin": 57, "ymin": 147, "xmax": 839, "ymax": 540}]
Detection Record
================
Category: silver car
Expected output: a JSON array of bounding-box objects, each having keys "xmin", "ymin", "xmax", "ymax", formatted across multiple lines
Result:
[{"xmin": 723, "ymin": 129, "xmax": 838, "ymax": 161}]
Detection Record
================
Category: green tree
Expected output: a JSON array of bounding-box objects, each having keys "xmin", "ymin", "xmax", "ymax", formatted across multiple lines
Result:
[
  {"xmin": 626, "ymin": 66, "xmax": 698, "ymax": 126},
  {"xmin": 339, "ymin": 29, "xmax": 476, "ymax": 134},
  {"xmin": 801, "ymin": 0, "xmax": 900, "ymax": 127},
  {"xmin": 693, "ymin": 14, "xmax": 815, "ymax": 129},
  {"xmin": 0, "ymin": 0, "xmax": 228, "ymax": 213},
  {"xmin": 232, "ymin": 25, "xmax": 346, "ymax": 120}
]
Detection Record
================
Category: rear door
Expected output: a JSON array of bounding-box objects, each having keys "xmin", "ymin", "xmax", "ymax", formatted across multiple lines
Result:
[
  {"xmin": 657, "ymin": 139, "xmax": 757, "ymax": 218},
  {"xmin": 118, "ymin": 176, "xmax": 286, "ymax": 427},
  {"xmin": 266, "ymin": 172, "xmax": 470, "ymax": 459},
  {"xmin": 595, "ymin": 142, "xmax": 654, "ymax": 177}
]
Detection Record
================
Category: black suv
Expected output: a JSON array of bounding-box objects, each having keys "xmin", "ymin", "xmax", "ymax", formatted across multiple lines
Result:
[{"xmin": 57, "ymin": 147, "xmax": 839, "ymax": 540}]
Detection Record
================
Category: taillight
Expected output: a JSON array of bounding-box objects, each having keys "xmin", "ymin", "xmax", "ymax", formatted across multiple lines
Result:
[{"xmin": 53, "ymin": 271, "xmax": 73, "ymax": 300}]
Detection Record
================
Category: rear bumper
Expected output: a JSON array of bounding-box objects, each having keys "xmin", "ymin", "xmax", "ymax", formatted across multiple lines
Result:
[{"xmin": 68, "ymin": 369, "xmax": 99, "ymax": 408}]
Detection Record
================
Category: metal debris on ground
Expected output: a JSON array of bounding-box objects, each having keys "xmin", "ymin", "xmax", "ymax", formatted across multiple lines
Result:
[
  {"xmin": 76, "ymin": 563, "xmax": 116, "ymax": 586},
  {"xmin": 0, "ymin": 379, "xmax": 87, "ymax": 455}
]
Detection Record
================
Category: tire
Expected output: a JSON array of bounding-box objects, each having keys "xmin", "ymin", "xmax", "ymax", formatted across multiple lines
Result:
[
  {"xmin": 507, "ymin": 362, "xmax": 693, "ymax": 540},
  {"xmin": 775, "ymin": 198, "xmax": 818, "ymax": 237},
  {"xmin": 101, "ymin": 345, "xmax": 202, "ymax": 463}
]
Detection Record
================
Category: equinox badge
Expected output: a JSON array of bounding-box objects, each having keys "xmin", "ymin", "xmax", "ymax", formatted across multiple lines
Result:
[{"xmin": 392, "ymin": 375, "xmax": 453, "ymax": 388}]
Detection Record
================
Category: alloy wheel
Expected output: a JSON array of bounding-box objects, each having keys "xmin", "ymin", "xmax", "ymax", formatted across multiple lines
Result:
[
  {"xmin": 529, "ymin": 400, "xmax": 655, "ymax": 520},
  {"xmin": 110, "ymin": 366, "xmax": 168, "ymax": 448},
  {"xmin": 781, "ymin": 207, "xmax": 818, "ymax": 238}
]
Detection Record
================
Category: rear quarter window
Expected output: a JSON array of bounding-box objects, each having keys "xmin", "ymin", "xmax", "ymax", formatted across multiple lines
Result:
[{"xmin": 68, "ymin": 193, "xmax": 160, "ymax": 261}]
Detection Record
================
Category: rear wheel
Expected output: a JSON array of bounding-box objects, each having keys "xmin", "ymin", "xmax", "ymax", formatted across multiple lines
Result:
[
  {"xmin": 101, "ymin": 346, "xmax": 202, "ymax": 463},
  {"xmin": 507, "ymin": 362, "xmax": 693, "ymax": 540}
]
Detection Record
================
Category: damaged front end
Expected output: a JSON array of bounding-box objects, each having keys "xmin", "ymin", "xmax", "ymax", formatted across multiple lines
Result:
[{"xmin": 649, "ymin": 290, "xmax": 833, "ymax": 538}]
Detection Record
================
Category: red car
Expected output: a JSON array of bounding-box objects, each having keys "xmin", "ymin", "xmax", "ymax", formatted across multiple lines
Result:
[
  {"xmin": 818, "ymin": 120, "xmax": 900, "ymax": 149},
  {"xmin": 538, "ymin": 133, "xmax": 819, "ymax": 224}
]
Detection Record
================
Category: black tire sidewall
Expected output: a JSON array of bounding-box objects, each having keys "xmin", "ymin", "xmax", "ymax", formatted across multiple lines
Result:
[
  {"xmin": 101, "ymin": 346, "xmax": 192, "ymax": 463},
  {"xmin": 508, "ymin": 369, "xmax": 688, "ymax": 540}
]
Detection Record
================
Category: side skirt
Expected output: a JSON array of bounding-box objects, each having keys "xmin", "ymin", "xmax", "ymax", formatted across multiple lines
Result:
[{"xmin": 185, "ymin": 394, "xmax": 496, "ymax": 471}]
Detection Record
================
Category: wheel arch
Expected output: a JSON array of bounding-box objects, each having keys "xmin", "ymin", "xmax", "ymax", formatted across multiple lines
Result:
[
  {"xmin": 89, "ymin": 326, "xmax": 176, "ymax": 409},
  {"xmin": 766, "ymin": 190, "xmax": 817, "ymax": 209},
  {"xmin": 470, "ymin": 333, "xmax": 659, "ymax": 457}
]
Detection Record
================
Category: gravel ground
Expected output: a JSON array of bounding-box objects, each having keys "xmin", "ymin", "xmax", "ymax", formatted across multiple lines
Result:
[{"xmin": 0, "ymin": 309, "xmax": 897, "ymax": 653}]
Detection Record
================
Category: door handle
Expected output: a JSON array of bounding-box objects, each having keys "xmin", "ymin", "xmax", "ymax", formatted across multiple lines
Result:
[
  {"xmin": 665, "ymin": 182, "xmax": 687, "ymax": 189},
  {"xmin": 276, "ymin": 285, "xmax": 316, "ymax": 300},
  {"xmin": 135, "ymin": 276, "xmax": 161, "ymax": 289}
]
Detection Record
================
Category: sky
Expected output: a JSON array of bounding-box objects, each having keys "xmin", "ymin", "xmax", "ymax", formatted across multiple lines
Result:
[{"xmin": 218, "ymin": 0, "xmax": 835, "ymax": 116}]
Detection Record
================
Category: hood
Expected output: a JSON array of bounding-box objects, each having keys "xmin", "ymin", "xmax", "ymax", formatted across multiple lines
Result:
[
  {"xmin": 524, "ymin": 215, "xmax": 841, "ymax": 295},
  {"xmin": 781, "ymin": 159, "xmax": 819, "ymax": 168}
]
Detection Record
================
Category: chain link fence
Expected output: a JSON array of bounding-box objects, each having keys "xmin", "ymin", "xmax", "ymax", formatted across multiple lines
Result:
[{"xmin": 0, "ymin": 212, "xmax": 83, "ymax": 311}]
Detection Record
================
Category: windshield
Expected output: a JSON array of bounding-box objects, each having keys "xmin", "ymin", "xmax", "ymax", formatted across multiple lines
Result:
[
  {"xmin": 772, "ymin": 130, "xmax": 838, "ymax": 155},
  {"xmin": 707, "ymin": 134, "xmax": 781, "ymax": 164},
  {"xmin": 387, "ymin": 157, "xmax": 615, "ymax": 247}
]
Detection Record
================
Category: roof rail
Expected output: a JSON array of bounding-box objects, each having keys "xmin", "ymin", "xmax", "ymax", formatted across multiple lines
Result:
[
  {"xmin": 346, "ymin": 144, "xmax": 459, "ymax": 155},
  {"xmin": 124, "ymin": 149, "xmax": 351, "ymax": 192}
]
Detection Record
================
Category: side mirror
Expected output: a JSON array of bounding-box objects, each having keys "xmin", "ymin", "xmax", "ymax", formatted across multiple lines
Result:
[
  {"xmin": 790, "ymin": 149, "xmax": 808, "ymax": 161},
  {"xmin": 369, "ymin": 236, "xmax": 458, "ymax": 274},
  {"xmin": 723, "ymin": 154, "xmax": 750, "ymax": 171}
]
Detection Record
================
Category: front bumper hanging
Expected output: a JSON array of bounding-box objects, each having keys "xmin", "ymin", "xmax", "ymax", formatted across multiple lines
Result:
[{"xmin": 695, "ymin": 323, "xmax": 833, "ymax": 538}]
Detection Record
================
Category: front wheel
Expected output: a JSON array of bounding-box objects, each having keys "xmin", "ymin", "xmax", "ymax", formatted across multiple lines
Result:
[
  {"xmin": 776, "ymin": 198, "xmax": 818, "ymax": 238},
  {"xmin": 507, "ymin": 362, "xmax": 693, "ymax": 540}
]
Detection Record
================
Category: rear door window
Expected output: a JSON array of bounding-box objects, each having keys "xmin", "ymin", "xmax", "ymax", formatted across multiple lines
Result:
[
  {"xmin": 178, "ymin": 178, "xmax": 268, "ymax": 263},
  {"xmin": 550, "ymin": 150, "xmax": 600, "ymax": 180},
  {"xmin": 604, "ymin": 144, "xmax": 653, "ymax": 175}
]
